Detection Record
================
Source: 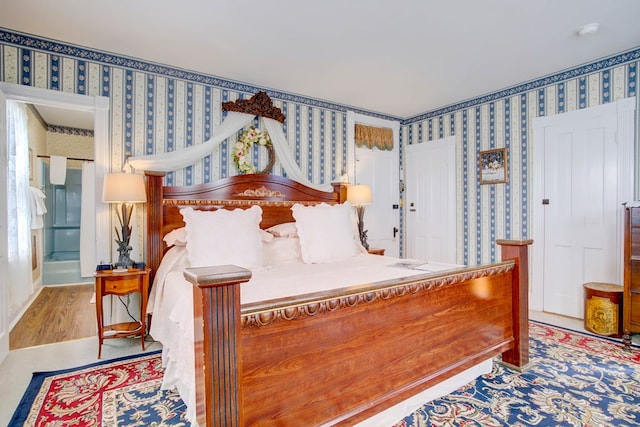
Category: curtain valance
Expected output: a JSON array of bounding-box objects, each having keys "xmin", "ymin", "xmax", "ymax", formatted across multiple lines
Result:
[{"xmin": 354, "ymin": 124, "xmax": 393, "ymax": 151}]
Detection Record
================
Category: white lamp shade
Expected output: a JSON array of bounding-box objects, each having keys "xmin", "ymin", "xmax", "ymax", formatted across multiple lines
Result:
[
  {"xmin": 102, "ymin": 173, "xmax": 147, "ymax": 203},
  {"xmin": 347, "ymin": 184, "xmax": 373, "ymax": 206}
]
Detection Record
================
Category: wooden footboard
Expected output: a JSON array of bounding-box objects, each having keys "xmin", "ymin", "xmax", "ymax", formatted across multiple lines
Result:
[{"xmin": 185, "ymin": 240, "xmax": 531, "ymax": 426}]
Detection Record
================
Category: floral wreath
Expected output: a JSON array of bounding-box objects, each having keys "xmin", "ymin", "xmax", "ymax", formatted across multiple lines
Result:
[{"xmin": 232, "ymin": 126, "xmax": 274, "ymax": 174}]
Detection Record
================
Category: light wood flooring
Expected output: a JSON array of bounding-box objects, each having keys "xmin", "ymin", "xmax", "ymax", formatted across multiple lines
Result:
[{"xmin": 9, "ymin": 284, "xmax": 96, "ymax": 350}]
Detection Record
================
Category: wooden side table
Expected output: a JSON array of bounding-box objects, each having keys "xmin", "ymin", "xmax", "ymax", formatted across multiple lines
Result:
[
  {"xmin": 95, "ymin": 268, "xmax": 150, "ymax": 358},
  {"xmin": 367, "ymin": 247, "xmax": 385, "ymax": 256}
]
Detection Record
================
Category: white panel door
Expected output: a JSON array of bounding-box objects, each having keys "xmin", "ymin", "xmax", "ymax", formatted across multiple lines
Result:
[
  {"xmin": 405, "ymin": 136, "xmax": 457, "ymax": 263},
  {"xmin": 0, "ymin": 87, "xmax": 9, "ymax": 365},
  {"xmin": 542, "ymin": 114, "xmax": 619, "ymax": 318},
  {"xmin": 355, "ymin": 141, "xmax": 400, "ymax": 257}
]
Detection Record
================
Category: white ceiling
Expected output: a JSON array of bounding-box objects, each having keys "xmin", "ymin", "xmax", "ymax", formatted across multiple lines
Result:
[
  {"xmin": 32, "ymin": 104, "xmax": 94, "ymax": 130},
  {"xmin": 2, "ymin": 0, "xmax": 640, "ymax": 119}
]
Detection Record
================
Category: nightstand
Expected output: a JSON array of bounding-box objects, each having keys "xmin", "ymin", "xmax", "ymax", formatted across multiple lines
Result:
[
  {"xmin": 94, "ymin": 268, "xmax": 150, "ymax": 358},
  {"xmin": 367, "ymin": 248, "xmax": 385, "ymax": 256}
]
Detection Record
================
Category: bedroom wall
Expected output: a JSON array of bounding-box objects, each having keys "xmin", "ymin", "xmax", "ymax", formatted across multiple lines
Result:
[
  {"xmin": 0, "ymin": 29, "xmax": 392, "ymax": 189},
  {"xmin": 403, "ymin": 49, "xmax": 640, "ymax": 265},
  {"xmin": 1, "ymin": 28, "xmax": 638, "ymax": 265}
]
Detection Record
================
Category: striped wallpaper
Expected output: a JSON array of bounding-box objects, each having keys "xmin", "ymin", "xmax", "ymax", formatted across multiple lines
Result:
[
  {"xmin": 402, "ymin": 50, "xmax": 639, "ymax": 265},
  {"xmin": 0, "ymin": 29, "xmax": 369, "ymax": 188},
  {"xmin": 1, "ymin": 28, "xmax": 638, "ymax": 263}
]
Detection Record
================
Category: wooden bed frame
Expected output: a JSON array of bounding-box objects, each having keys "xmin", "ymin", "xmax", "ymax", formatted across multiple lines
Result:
[{"xmin": 145, "ymin": 172, "xmax": 531, "ymax": 427}]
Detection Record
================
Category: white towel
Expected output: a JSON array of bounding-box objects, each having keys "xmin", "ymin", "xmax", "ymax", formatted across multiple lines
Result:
[
  {"xmin": 29, "ymin": 186, "xmax": 47, "ymax": 229},
  {"xmin": 49, "ymin": 155, "xmax": 67, "ymax": 185}
]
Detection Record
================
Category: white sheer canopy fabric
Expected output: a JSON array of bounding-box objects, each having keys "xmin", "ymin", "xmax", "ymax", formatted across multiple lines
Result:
[
  {"xmin": 7, "ymin": 101, "xmax": 32, "ymax": 316},
  {"xmin": 262, "ymin": 118, "xmax": 331, "ymax": 192},
  {"xmin": 128, "ymin": 111, "xmax": 254, "ymax": 172},
  {"xmin": 128, "ymin": 111, "xmax": 332, "ymax": 192}
]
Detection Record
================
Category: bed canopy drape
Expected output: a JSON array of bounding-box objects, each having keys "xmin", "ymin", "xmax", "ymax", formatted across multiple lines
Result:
[{"xmin": 128, "ymin": 92, "xmax": 332, "ymax": 192}]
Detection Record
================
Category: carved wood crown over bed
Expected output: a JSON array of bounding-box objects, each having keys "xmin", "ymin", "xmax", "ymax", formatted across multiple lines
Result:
[
  {"xmin": 144, "ymin": 172, "xmax": 531, "ymax": 427},
  {"xmin": 221, "ymin": 90, "xmax": 286, "ymax": 123}
]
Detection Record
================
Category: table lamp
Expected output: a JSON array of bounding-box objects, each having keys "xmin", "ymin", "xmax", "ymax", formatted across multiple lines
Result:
[
  {"xmin": 347, "ymin": 184, "xmax": 373, "ymax": 249},
  {"xmin": 102, "ymin": 172, "xmax": 147, "ymax": 268}
]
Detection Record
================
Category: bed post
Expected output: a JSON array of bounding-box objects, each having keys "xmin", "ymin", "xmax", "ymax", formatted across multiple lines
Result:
[
  {"xmin": 497, "ymin": 238, "xmax": 533, "ymax": 370},
  {"xmin": 184, "ymin": 266, "xmax": 252, "ymax": 427},
  {"xmin": 332, "ymin": 182, "xmax": 348, "ymax": 203},
  {"xmin": 144, "ymin": 172, "xmax": 165, "ymax": 285}
]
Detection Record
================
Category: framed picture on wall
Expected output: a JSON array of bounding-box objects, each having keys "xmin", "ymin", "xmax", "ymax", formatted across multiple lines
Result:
[{"xmin": 479, "ymin": 148, "xmax": 508, "ymax": 185}]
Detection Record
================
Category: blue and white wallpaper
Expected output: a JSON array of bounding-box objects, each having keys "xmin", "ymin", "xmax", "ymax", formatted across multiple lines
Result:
[
  {"xmin": 1, "ymin": 28, "xmax": 638, "ymax": 265},
  {"xmin": 403, "ymin": 50, "xmax": 639, "ymax": 265}
]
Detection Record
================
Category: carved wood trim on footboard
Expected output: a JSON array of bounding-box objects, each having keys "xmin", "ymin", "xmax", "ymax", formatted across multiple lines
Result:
[{"xmin": 185, "ymin": 240, "xmax": 531, "ymax": 426}]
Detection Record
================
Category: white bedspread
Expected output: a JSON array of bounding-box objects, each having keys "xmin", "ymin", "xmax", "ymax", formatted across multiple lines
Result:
[{"xmin": 147, "ymin": 247, "xmax": 469, "ymax": 425}]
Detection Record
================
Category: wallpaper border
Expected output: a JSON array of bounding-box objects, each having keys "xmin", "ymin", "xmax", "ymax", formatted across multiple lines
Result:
[
  {"xmin": 405, "ymin": 47, "xmax": 640, "ymax": 124},
  {"xmin": 2, "ymin": 27, "xmax": 637, "ymax": 126}
]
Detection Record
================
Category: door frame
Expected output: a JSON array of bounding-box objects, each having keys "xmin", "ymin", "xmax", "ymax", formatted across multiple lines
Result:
[
  {"xmin": 0, "ymin": 83, "xmax": 110, "ymax": 365},
  {"xmin": 530, "ymin": 97, "xmax": 636, "ymax": 312},
  {"xmin": 346, "ymin": 111, "xmax": 401, "ymax": 255}
]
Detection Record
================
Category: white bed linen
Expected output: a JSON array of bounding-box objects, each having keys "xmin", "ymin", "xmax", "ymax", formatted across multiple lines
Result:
[{"xmin": 148, "ymin": 249, "xmax": 470, "ymax": 425}]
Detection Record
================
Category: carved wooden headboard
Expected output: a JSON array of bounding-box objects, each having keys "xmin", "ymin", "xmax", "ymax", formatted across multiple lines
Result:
[{"xmin": 144, "ymin": 172, "xmax": 347, "ymax": 284}]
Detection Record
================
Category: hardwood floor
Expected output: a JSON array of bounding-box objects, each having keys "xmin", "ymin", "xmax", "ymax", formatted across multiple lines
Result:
[{"xmin": 9, "ymin": 284, "xmax": 96, "ymax": 350}]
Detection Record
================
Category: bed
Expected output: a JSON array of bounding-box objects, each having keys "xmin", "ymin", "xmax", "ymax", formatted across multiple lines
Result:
[{"xmin": 144, "ymin": 172, "xmax": 531, "ymax": 427}]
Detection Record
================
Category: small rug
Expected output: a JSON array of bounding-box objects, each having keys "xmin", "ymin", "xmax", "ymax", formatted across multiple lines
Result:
[
  {"xmin": 395, "ymin": 321, "xmax": 640, "ymax": 426},
  {"xmin": 8, "ymin": 350, "xmax": 190, "ymax": 426}
]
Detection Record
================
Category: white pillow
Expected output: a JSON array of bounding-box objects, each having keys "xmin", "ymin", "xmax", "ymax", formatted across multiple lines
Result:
[
  {"xmin": 263, "ymin": 237, "xmax": 303, "ymax": 266},
  {"xmin": 163, "ymin": 227, "xmax": 188, "ymax": 247},
  {"xmin": 291, "ymin": 202, "xmax": 359, "ymax": 263},
  {"xmin": 266, "ymin": 222, "xmax": 298, "ymax": 238},
  {"xmin": 165, "ymin": 225, "xmax": 271, "ymax": 247},
  {"xmin": 260, "ymin": 228, "xmax": 274, "ymax": 243},
  {"xmin": 180, "ymin": 205, "xmax": 264, "ymax": 270}
]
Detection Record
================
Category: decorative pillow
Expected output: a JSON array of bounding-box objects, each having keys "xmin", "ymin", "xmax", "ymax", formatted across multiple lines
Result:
[
  {"xmin": 291, "ymin": 202, "xmax": 359, "ymax": 263},
  {"xmin": 163, "ymin": 227, "xmax": 188, "ymax": 247},
  {"xmin": 266, "ymin": 222, "xmax": 298, "ymax": 238},
  {"xmin": 263, "ymin": 237, "xmax": 303, "ymax": 266},
  {"xmin": 260, "ymin": 228, "xmax": 274, "ymax": 243},
  {"xmin": 180, "ymin": 205, "xmax": 264, "ymax": 270},
  {"xmin": 164, "ymin": 225, "xmax": 271, "ymax": 247}
]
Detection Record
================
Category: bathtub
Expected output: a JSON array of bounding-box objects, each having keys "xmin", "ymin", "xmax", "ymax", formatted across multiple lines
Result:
[
  {"xmin": 42, "ymin": 167, "xmax": 92, "ymax": 285},
  {"xmin": 42, "ymin": 252, "xmax": 92, "ymax": 285}
]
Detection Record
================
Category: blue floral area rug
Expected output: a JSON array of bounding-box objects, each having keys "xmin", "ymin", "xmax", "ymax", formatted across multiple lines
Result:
[
  {"xmin": 395, "ymin": 321, "xmax": 640, "ymax": 427},
  {"xmin": 9, "ymin": 322, "xmax": 639, "ymax": 426},
  {"xmin": 8, "ymin": 350, "xmax": 191, "ymax": 426}
]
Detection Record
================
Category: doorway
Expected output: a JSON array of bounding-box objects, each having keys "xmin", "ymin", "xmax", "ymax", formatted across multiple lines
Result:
[
  {"xmin": 0, "ymin": 83, "xmax": 110, "ymax": 365},
  {"xmin": 531, "ymin": 97, "xmax": 636, "ymax": 318},
  {"xmin": 346, "ymin": 111, "xmax": 401, "ymax": 257}
]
